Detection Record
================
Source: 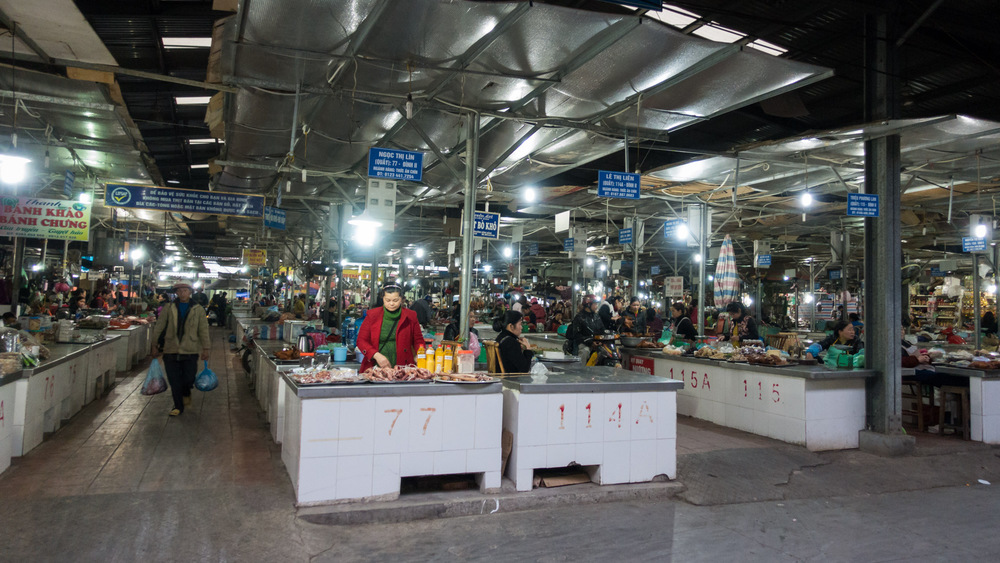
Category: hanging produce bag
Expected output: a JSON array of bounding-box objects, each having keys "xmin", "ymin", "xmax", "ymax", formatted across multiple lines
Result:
[
  {"xmin": 195, "ymin": 361, "xmax": 219, "ymax": 392},
  {"xmin": 141, "ymin": 359, "xmax": 168, "ymax": 396}
]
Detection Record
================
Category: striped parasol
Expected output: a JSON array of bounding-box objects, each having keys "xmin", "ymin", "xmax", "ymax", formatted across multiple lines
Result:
[{"xmin": 713, "ymin": 234, "xmax": 739, "ymax": 307}]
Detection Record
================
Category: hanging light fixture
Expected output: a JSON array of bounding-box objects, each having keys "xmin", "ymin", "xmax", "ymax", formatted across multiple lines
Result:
[{"xmin": 1, "ymin": 22, "xmax": 30, "ymax": 186}]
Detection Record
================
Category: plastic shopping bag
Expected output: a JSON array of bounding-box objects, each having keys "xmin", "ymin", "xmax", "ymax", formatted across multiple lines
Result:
[
  {"xmin": 141, "ymin": 359, "xmax": 168, "ymax": 396},
  {"xmin": 195, "ymin": 361, "xmax": 219, "ymax": 392}
]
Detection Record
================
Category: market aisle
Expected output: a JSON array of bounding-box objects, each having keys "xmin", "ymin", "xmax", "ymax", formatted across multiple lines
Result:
[{"xmin": 0, "ymin": 328, "xmax": 335, "ymax": 561}]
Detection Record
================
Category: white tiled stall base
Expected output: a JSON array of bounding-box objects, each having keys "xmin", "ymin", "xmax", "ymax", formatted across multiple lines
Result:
[
  {"xmin": 0, "ymin": 382, "xmax": 15, "ymax": 473},
  {"xmin": 282, "ymin": 389, "xmax": 502, "ymax": 505},
  {"xmin": 970, "ymin": 377, "xmax": 1000, "ymax": 444},
  {"xmin": 502, "ymin": 389, "xmax": 677, "ymax": 492},
  {"xmin": 637, "ymin": 355, "xmax": 866, "ymax": 451}
]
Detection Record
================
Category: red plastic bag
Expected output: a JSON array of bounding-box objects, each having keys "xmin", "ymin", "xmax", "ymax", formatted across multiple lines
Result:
[{"xmin": 947, "ymin": 334, "xmax": 966, "ymax": 344}]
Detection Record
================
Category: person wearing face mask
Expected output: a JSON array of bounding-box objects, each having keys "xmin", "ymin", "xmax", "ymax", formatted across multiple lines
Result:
[
  {"xmin": 804, "ymin": 319, "xmax": 864, "ymax": 359},
  {"xmin": 357, "ymin": 285, "xmax": 425, "ymax": 372}
]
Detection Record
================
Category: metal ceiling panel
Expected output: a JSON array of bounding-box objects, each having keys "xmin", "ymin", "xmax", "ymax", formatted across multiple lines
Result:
[{"xmin": 242, "ymin": 0, "xmax": 378, "ymax": 54}]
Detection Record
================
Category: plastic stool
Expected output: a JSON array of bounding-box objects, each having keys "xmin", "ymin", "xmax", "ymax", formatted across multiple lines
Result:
[{"xmin": 939, "ymin": 385, "xmax": 970, "ymax": 440}]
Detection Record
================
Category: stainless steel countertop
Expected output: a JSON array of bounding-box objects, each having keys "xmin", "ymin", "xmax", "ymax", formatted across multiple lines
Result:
[
  {"xmin": 620, "ymin": 349, "xmax": 877, "ymax": 380},
  {"xmin": 280, "ymin": 371, "xmax": 501, "ymax": 398},
  {"xmin": 934, "ymin": 365, "xmax": 1000, "ymax": 379},
  {"xmin": 502, "ymin": 365, "xmax": 684, "ymax": 393}
]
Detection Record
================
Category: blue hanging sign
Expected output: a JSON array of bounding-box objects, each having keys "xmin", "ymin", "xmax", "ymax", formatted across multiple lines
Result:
[
  {"xmin": 597, "ymin": 170, "xmax": 641, "ymax": 200},
  {"xmin": 367, "ymin": 147, "xmax": 424, "ymax": 182},
  {"xmin": 829, "ymin": 268, "xmax": 842, "ymax": 280},
  {"xmin": 963, "ymin": 237, "xmax": 987, "ymax": 252},
  {"xmin": 564, "ymin": 238, "xmax": 575, "ymax": 252},
  {"xmin": 663, "ymin": 218, "xmax": 684, "ymax": 240},
  {"xmin": 263, "ymin": 206, "xmax": 286, "ymax": 230},
  {"xmin": 847, "ymin": 193, "xmax": 879, "ymax": 217},
  {"xmin": 63, "ymin": 170, "xmax": 75, "ymax": 198},
  {"xmin": 929, "ymin": 267, "xmax": 944, "ymax": 277},
  {"xmin": 619, "ymin": 227, "xmax": 633, "ymax": 245},
  {"xmin": 651, "ymin": 265, "xmax": 660, "ymax": 275},
  {"xmin": 529, "ymin": 242, "xmax": 539, "ymax": 256},
  {"xmin": 473, "ymin": 211, "xmax": 500, "ymax": 239},
  {"xmin": 757, "ymin": 254, "xmax": 772, "ymax": 267},
  {"xmin": 105, "ymin": 183, "xmax": 264, "ymax": 217}
]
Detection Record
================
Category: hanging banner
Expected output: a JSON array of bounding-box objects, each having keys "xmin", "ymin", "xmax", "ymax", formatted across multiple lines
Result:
[
  {"xmin": 63, "ymin": 170, "xmax": 75, "ymax": 199},
  {"xmin": 597, "ymin": 170, "xmax": 641, "ymax": 200},
  {"xmin": 564, "ymin": 238, "xmax": 575, "ymax": 252},
  {"xmin": 0, "ymin": 197, "xmax": 92, "ymax": 241},
  {"xmin": 651, "ymin": 265, "xmax": 660, "ymax": 275},
  {"xmin": 619, "ymin": 227, "xmax": 633, "ymax": 245},
  {"xmin": 242, "ymin": 249, "xmax": 267, "ymax": 267},
  {"xmin": 472, "ymin": 211, "xmax": 500, "ymax": 239},
  {"xmin": 665, "ymin": 276, "xmax": 684, "ymax": 297},
  {"xmin": 105, "ymin": 183, "xmax": 264, "ymax": 217},
  {"xmin": 367, "ymin": 147, "xmax": 424, "ymax": 182},
  {"xmin": 963, "ymin": 237, "xmax": 987, "ymax": 253},
  {"xmin": 846, "ymin": 193, "xmax": 879, "ymax": 217},
  {"xmin": 263, "ymin": 206, "xmax": 286, "ymax": 230},
  {"xmin": 529, "ymin": 242, "xmax": 539, "ymax": 256},
  {"xmin": 663, "ymin": 218, "xmax": 684, "ymax": 239},
  {"xmin": 755, "ymin": 254, "xmax": 772, "ymax": 267}
]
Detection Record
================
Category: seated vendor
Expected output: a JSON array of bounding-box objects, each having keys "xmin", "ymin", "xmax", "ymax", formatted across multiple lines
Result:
[
  {"xmin": 621, "ymin": 297, "xmax": 647, "ymax": 335},
  {"xmin": 804, "ymin": 319, "xmax": 864, "ymax": 360},
  {"xmin": 668, "ymin": 302, "xmax": 698, "ymax": 341},
  {"xmin": 496, "ymin": 311, "xmax": 534, "ymax": 373},
  {"xmin": 719, "ymin": 302, "xmax": 760, "ymax": 343}
]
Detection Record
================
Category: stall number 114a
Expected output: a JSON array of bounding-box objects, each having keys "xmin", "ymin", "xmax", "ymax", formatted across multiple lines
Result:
[{"xmin": 745, "ymin": 379, "xmax": 780, "ymax": 403}]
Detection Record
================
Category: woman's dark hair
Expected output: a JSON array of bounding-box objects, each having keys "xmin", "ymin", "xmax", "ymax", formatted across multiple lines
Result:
[
  {"xmin": 901, "ymin": 316, "xmax": 912, "ymax": 328},
  {"xmin": 504, "ymin": 310, "xmax": 523, "ymax": 327},
  {"xmin": 646, "ymin": 307, "xmax": 658, "ymax": 321},
  {"xmin": 832, "ymin": 319, "xmax": 853, "ymax": 338},
  {"xmin": 382, "ymin": 284, "xmax": 402, "ymax": 296},
  {"xmin": 725, "ymin": 302, "xmax": 747, "ymax": 316},
  {"xmin": 629, "ymin": 296, "xmax": 640, "ymax": 306},
  {"xmin": 849, "ymin": 313, "xmax": 860, "ymax": 322},
  {"xmin": 671, "ymin": 301, "xmax": 687, "ymax": 316}
]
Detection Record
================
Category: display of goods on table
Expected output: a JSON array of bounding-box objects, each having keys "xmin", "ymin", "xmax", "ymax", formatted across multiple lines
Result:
[
  {"xmin": 273, "ymin": 347, "xmax": 301, "ymax": 360},
  {"xmin": 364, "ymin": 365, "xmax": 435, "ymax": 382},
  {"xmin": 289, "ymin": 367, "xmax": 363, "ymax": 385},
  {"xmin": 79, "ymin": 316, "xmax": 110, "ymax": 330},
  {"xmin": 108, "ymin": 318, "xmax": 132, "ymax": 330},
  {"xmin": 433, "ymin": 373, "xmax": 495, "ymax": 383}
]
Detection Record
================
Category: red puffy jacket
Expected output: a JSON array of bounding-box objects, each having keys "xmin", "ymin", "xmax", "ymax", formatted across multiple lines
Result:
[{"xmin": 357, "ymin": 307, "xmax": 425, "ymax": 372}]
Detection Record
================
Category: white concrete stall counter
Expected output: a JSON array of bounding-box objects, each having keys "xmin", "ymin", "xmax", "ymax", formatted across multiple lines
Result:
[
  {"xmin": 11, "ymin": 344, "xmax": 90, "ymax": 456},
  {"xmin": 502, "ymin": 366, "xmax": 683, "ymax": 492},
  {"xmin": 281, "ymin": 376, "xmax": 502, "ymax": 505},
  {"xmin": 622, "ymin": 350, "xmax": 874, "ymax": 451},
  {"xmin": 0, "ymin": 370, "xmax": 21, "ymax": 474}
]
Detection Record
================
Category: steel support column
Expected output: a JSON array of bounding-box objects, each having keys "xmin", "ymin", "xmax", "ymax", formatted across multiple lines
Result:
[
  {"xmin": 862, "ymin": 4, "xmax": 906, "ymax": 441},
  {"xmin": 459, "ymin": 113, "xmax": 480, "ymax": 345},
  {"xmin": 696, "ymin": 204, "xmax": 707, "ymax": 335}
]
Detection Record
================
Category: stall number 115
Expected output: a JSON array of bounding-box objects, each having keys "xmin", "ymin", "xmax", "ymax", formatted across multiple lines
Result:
[{"xmin": 745, "ymin": 379, "xmax": 780, "ymax": 403}]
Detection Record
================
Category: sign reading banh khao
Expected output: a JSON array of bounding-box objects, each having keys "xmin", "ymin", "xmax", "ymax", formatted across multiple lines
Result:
[
  {"xmin": 0, "ymin": 197, "xmax": 92, "ymax": 241},
  {"xmin": 105, "ymin": 183, "xmax": 264, "ymax": 217}
]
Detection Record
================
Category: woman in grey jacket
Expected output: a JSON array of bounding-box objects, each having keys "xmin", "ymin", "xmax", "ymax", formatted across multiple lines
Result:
[{"xmin": 152, "ymin": 282, "xmax": 211, "ymax": 416}]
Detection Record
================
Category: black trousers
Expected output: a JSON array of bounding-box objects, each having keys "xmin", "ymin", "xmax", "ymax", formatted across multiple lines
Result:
[{"xmin": 163, "ymin": 354, "xmax": 199, "ymax": 412}]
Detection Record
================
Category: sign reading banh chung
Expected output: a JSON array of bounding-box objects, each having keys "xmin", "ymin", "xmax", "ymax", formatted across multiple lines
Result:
[
  {"xmin": 597, "ymin": 170, "xmax": 641, "ymax": 200},
  {"xmin": 368, "ymin": 148, "xmax": 424, "ymax": 182},
  {"xmin": 105, "ymin": 184, "xmax": 264, "ymax": 217},
  {"xmin": 0, "ymin": 197, "xmax": 92, "ymax": 241},
  {"xmin": 263, "ymin": 206, "xmax": 286, "ymax": 230}
]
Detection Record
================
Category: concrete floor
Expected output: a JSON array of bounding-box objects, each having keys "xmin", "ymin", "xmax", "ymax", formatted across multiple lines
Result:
[{"xmin": 2, "ymin": 328, "xmax": 999, "ymax": 562}]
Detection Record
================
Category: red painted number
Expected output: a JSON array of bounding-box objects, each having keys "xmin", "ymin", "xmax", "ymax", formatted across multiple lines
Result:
[
  {"xmin": 702, "ymin": 373, "xmax": 711, "ymax": 390},
  {"xmin": 690, "ymin": 371, "xmax": 698, "ymax": 388},
  {"xmin": 558, "ymin": 404, "xmax": 565, "ymax": 430},
  {"xmin": 384, "ymin": 409, "xmax": 403, "ymax": 436},
  {"xmin": 772, "ymin": 383, "xmax": 780, "ymax": 403},
  {"xmin": 635, "ymin": 401, "xmax": 653, "ymax": 425},
  {"xmin": 744, "ymin": 379, "xmax": 748, "ymax": 398},
  {"xmin": 609, "ymin": 402, "xmax": 623, "ymax": 428},
  {"xmin": 585, "ymin": 402, "xmax": 592, "ymax": 428},
  {"xmin": 758, "ymin": 381, "xmax": 763, "ymax": 401},
  {"xmin": 420, "ymin": 408, "xmax": 436, "ymax": 435},
  {"xmin": 0, "ymin": 399, "xmax": 4, "ymax": 425}
]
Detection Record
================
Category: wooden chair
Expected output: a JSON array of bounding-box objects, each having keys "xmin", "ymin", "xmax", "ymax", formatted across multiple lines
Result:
[
  {"xmin": 939, "ymin": 385, "xmax": 970, "ymax": 440},
  {"xmin": 901, "ymin": 378, "xmax": 931, "ymax": 432},
  {"xmin": 483, "ymin": 340, "xmax": 506, "ymax": 374}
]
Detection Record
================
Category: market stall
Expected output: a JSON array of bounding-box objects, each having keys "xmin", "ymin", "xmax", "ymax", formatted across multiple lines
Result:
[
  {"xmin": 0, "ymin": 369, "xmax": 20, "ymax": 473},
  {"xmin": 621, "ymin": 349, "xmax": 872, "ymax": 451},
  {"xmin": 280, "ymin": 373, "xmax": 502, "ymax": 505},
  {"xmin": 502, "ymin": 366, "xmax": 683, "ymax": 492}
]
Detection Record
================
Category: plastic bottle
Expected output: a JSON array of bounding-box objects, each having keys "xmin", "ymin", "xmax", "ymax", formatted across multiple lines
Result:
[
  {"xmin": 434, "ymin": 345, "xmax": 444, "ymax": 373},
  {"xmin": 443, "ymin": 345, "xmax": 454, "ymax": 373},
  {"xmin": 416, "ymin": 345, "xmax": 426, "ymax": 369}
]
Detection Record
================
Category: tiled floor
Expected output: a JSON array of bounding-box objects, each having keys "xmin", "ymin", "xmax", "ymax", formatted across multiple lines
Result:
[{"xmin": 0, "ymin": 328, "xmax": 284, "ymax": 500}]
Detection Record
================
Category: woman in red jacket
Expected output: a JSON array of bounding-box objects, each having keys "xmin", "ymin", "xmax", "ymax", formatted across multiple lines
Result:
[{"xmin": 357, "ymin": 285, "xmax": 425, "ymax": 372}]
